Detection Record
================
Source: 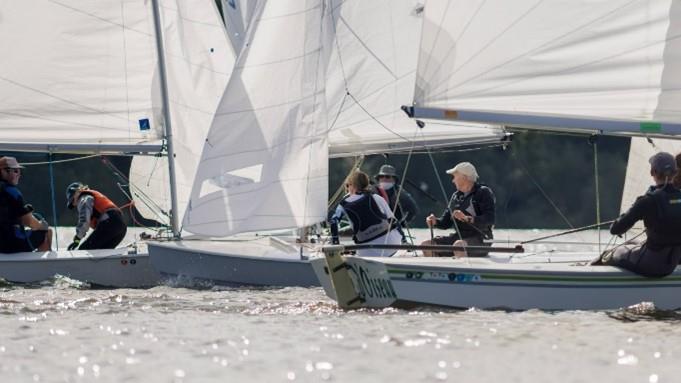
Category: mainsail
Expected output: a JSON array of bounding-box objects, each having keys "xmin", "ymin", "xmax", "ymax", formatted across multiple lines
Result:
[
  {"xmin": 0, "ymin": 0, "xmax": 234, "ymax": 229},
  {"xmin": 411, "ymin": 0, "xmax": 681, "ymax": 136},
  {"xmin": 183, "ymin": 0, "xmax": 332, "ymax": 237},
  {"xmin": 0, "ymin": 1, "xmax": 162, "ymax": 151}
]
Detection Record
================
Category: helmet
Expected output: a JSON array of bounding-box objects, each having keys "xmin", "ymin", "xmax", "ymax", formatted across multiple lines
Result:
[{"xmin": 66, "ymin": 182, "xmax": 83, "ymax": 209}]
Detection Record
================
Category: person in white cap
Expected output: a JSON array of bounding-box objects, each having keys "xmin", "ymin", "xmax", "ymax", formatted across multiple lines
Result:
[
  {"xmin": 0, "ymin": 156, "xmax": 52, "ymax": 253},
  {"xmin": 421, "ymin": 162, "xmax": 495, "ymax": 257},
  {"xmin": 591, "ymin": 151, "xmax": 681, "ymax": 277}
]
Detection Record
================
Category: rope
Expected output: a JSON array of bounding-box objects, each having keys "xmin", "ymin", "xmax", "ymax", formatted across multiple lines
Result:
[
  {"xmin": 521, "ymin": 220, "xmax": 615, "ymax": 244},
  {"xmin": 509, "ymin": 147, "xmax": 576, "ymax": 230},
  {"xmin": 19, "ymin": 153, "xmax": 104, "ymax": 166}
]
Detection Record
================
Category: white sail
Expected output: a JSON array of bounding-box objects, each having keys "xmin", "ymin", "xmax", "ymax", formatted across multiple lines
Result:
[
  {"xmin": 220, "ymin": 0, "xmax": 260, "ymax": 54},
  {"xmin": 413, "ymin": 0, "xmax": 681, "ymax": 135},
  {"xmin": 183, "ymin": 0, "xmax": 332, "ymax": 237},
  {"xmin": 0, "ymin": 1, "xmax": 161, "ymax": 150},
  {"xmin": 128, "ymin": 0, "xmax": 235, "ymax": 225},
  {"xmin": 325, "ymin": 0, "xmax": 506, "ymax": 158}
]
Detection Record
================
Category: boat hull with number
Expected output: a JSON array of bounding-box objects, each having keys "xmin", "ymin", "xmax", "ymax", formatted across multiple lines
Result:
[
  {"xmin": 312, "ymin": 254, "xmax": 681, "ymax": 310},
  {"xmin": 0, "ymin": 247, "xmax": 160, "ymax": 287}
]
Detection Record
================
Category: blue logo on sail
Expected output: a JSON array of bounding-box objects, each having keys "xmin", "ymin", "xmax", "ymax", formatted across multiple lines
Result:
[{"xmin": 139, "ymin": 118, "xmax": 150, "ymax": 131}]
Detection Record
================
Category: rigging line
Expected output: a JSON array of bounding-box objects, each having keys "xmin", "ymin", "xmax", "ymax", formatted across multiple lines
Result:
[
  {"xmin": 509, "ymin": 147, "xmax": 575, "ymax": 230},
  {"xmin": 520, "ymin": 219, "xmax": 615, "ymax": 244},
  {"xmin": 345, "ymin": 93, "xmax": 411, "ymax": 142},
  {"xmin": 330, "ymin": 5, "xmax": 350, "ymax": 90},
  {"xmin": 337, "ymin": 15, "xmax": 398, "ymax": 80},
  {"xmin": 20, "ymin": 154, "xmax": 103, "ymax": 166},
  {"xmin": 325, "ymin": 92, "xmax": 349, "ymax": 134},
  {"xmin": 386, "ymin": 124, "xmax": 421, "ymax": 245},
  {"xmin": 100, "ymin": 157, "xmax": 169, "ymax": 220}
]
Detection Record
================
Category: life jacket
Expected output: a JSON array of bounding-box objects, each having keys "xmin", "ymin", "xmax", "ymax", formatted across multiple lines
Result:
[
  {"xmin": 451, "ymin": 183, "xmax": 494, "ymax": 239},
  {"xmin": 340, "ymin": 192, "xmax": 392, "ymax": 244},
  {"xmin": 79, "ymin": 189, "xmax": 118, "ymax": 229},
  {"xmin": 645, "ymin": 185, "xmax": 681, "ymax": 247}
]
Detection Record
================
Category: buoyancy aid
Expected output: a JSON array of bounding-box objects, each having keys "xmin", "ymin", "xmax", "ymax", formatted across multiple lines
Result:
[
  {"xmin": 646, "ymin": 186, "xmax": 681, "ymax": 247},
  {"xmin": 80, "ymin": 190, "xmax": 118, "ymax": 229},
  {"xmin": 340, "ymin": 192, "xmax": 392, "ymax": 244}
]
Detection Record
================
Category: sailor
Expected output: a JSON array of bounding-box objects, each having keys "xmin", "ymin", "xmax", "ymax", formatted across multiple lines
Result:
[
  {"xmin": 591, "ymin": 152, "xmax": 681, "ymax": 277},
  {"xmin": 329, "ymin": 170, "xmax": 402, "ymax": 257},
  {"xmin": 372, "ymin": 164, "xmax": 418, "ymax": 244},
  {"xmin": 421, "ymin": 162, "xmax": 495, "ymax": 258},
  {"xmin": 65, "ymin": 182, "xmax": 127, "ymax": 250},
  {"xmin": 0, "ymin": 156, "xmax": 52, "ymax": 253}
]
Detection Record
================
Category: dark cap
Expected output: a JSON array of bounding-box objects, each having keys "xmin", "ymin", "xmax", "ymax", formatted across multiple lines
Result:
[
  {"xmin": 374, "ymin": 164, "xmax": 398, "ymax": 180},
  {"xmin": 649, "ymin": 151, "xmax": 677, "ymax": 176}
]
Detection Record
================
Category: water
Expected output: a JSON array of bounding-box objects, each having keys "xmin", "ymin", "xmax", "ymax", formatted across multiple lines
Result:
[{"xmin": 1, "ymin": 229, "xmax": 680, "ymax": 382}]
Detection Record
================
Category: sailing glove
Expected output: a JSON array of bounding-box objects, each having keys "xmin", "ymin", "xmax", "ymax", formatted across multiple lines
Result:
[{"xmin": 67, "ymin": 235, "xmax": 81, "ymax": 251}]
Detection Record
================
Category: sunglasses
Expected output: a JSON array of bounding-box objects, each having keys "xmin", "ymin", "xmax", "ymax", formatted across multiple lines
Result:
[{"xmin": 3, "ymin": 168, "xmax": 20, "ymax": 174}]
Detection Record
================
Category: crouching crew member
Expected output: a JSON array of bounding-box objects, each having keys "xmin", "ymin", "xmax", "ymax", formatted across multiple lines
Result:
[{"xmin": 66, "ymin": 182, "xmax": 127, "ymax": 250}]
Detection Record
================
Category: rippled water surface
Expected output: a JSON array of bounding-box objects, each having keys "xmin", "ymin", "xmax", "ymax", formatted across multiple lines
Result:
[{"xmin": 1, "ymin": 230, "xmax": 680, "ymax": 382}]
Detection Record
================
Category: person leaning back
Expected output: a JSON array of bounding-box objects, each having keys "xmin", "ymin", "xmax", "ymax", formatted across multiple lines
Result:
[
  {"xmin": 0, "ymin": 156, "xmax": 52, "ymax": 253},
  {"xmin": 591, "ymin": 152, "xmax": 681, "ymax": 277},
  {"xmin": 421, "ymin": 162, "xmax": 495, "ymax": 258}
]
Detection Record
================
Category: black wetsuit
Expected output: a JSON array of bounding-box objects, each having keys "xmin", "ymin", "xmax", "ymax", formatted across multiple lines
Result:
[{"xmin": 605, "ymin": 184, "xmax": 681, "ymax": 277}]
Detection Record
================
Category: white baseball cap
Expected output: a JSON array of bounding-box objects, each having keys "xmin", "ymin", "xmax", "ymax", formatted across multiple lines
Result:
[{"xmin": 445, "ymin": 162, "xmax": 478, "ymax": 181}]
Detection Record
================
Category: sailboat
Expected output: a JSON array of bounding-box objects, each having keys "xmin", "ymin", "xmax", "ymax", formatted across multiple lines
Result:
[
  {"xmin": 147, "ymin": 0, "xmax": 508, "ymax": 287},
  {"xmin": 314, "ymin": 0, "xmax": 681, "ymax": 310},
  {"xmin": 0, "ymin": 0, "xmax": 234, "ymax": 287}
]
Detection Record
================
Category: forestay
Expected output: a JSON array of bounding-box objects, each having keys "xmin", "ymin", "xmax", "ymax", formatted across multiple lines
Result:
[
  {"xmin": 413, "ymin": 0, "xmax": 681, "ymax": 136},
  {"xmin": 325, "ymin": 0, "xmax": 506, "ymax": 158},
  {"xmin": 183, "ymin": 0, "xmax": 332, "ymax": 237},
  {"xmin": 128, "ymin": 1, "xmax": 235, "ymax": 225}
]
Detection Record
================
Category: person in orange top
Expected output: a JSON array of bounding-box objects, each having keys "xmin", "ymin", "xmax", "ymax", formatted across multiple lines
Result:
[{"xmin": 65, "ymin": 182, "xmax": 127, "ymax": 250}]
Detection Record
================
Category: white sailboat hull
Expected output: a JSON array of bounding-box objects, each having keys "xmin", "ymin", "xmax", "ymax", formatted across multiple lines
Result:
[
  {"xmin": 312, "ymin": 255, "xmax": 681, "ymax": 310},
  {"xmin": 148, "ymin": 239, "xmax": 320, "ymax": 287},
  {"xmin": 0, "ymin": 247, "xmax": 160, "ymax": 287}
]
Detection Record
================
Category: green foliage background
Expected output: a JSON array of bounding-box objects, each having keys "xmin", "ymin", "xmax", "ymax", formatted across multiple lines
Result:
[{"xmin": 6, "ymin": 131, "xmax": 630, "ymax": 230}]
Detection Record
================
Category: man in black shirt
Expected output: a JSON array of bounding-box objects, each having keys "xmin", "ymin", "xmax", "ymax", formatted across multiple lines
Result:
[
  {"xmin": 0, "ymin": 157, "xmax": 52, "ymax": 253},
  {"xmin": 422, "ymin": 162, "xmax": 495, "ymax": 257},
  {"xmin": 592, "ymin": 151, "xmax": 681, "ymax": 277}
]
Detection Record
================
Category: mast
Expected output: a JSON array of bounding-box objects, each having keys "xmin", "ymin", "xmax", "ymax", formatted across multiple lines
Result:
[{"xmin": 151, "ymin": 0, "xmax": 181, "ymax": 238}]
